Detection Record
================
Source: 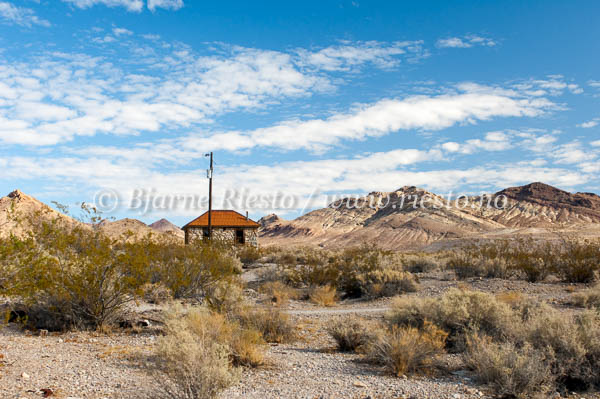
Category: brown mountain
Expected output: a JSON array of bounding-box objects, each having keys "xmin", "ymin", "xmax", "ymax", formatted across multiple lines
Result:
[
  {"xmin": 259, "ymin": 183, "xmax": 600, "ymax": 250},
  {"xmin": 0, "ymin": 190, "xmax": 184, "ymax": 243},
  {"xmin": 149, "ymin": 218, "xmax": 185, "ymax": 239}
]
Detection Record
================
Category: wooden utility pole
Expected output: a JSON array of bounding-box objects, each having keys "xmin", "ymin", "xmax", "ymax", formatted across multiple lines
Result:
[{"xmin": 206, "ymin": 152, "xmax": 213, "ymax": 240}]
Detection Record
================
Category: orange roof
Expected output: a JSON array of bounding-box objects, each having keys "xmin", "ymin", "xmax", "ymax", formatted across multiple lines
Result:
[{"xmin": 183, "ymin": 210, "xmax": 260, "ymax": 229}]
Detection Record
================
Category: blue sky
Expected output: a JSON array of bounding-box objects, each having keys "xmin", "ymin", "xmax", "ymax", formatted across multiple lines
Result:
[{"xmin": 0, "ymin": 0, "xmax": 599, "ymax": 225}]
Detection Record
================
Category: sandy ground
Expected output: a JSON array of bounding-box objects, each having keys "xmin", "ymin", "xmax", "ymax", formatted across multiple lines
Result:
[{"xmin": 1, "ymin": 270, "xmax": 599, "ymax": 399}]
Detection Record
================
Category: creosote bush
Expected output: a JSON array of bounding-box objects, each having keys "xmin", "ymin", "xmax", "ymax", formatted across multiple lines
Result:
[
  {"xmin": 446, "ymin": 238, "xmax": 600, "ymax": 283},
  {"xmin": 0, "ymin": 211, "xmax": 242, "ymax": 331},
  {"xmin": 266, "ymin": 245, "xmax": 419, "ymax": 299}
]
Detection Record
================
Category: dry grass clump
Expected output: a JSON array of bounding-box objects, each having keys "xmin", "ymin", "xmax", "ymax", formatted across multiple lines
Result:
[
  {"xmin": 309, "ymin": 285, "xmax": 337, "ymax": 306},
  {"xmin": 238, "ymin": 306, "xmax": 297, "ymax": 344},
  {"xmin": 466, "ymin": 335, "xmax": 553, "ymax": 399},
  {"xmin": 326, "ymin": 317, "xmax": 378, "ymax": 352},
  {"xmin": 259, "ymin": 281, "xmax": 301, "ymax": 306},
  {"xmin": 567, "ymin": 284, "xmax": 600, "ymax": 309},
  {"xmin": 367, "ymin": 322, "xmax": 447, "ymax": 376}
]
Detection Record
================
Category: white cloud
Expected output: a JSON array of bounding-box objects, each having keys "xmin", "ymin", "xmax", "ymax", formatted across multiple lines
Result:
[
  {"xmin": 0, "ymin": 1, "xmax": 50, "ymax": 27},
  {"xmin": 513, "ymin": 76, "xmax": 582, "ymax": 96},
  {"xmin": 436, "ymin": 35, "xmax": 496, "ymax": 48},
  {"xmin": 297, "ymin": 41, "xmax": 425, "ymax": 71},
  {"xmin": 62, "ymin": 0, "xmax": 183, "ymax": 11},
  {"xmin": 62, "ymin": 0, "xmax": 144, "ymax": 12},
  {"xmin": 2, "ymin": 150, "xmax": 590, "ymax": 216},
  {"xmin": 552, "ymin": 141, "xmax": 597, "ymax": 164},
  {"xmin": 113, "ymin": 27, "xmax": 133, "ymax": 36},
  {"xmin": 592, "ymin": 140, "xmax": 600, "ymax": 147},
  {"xmin": 441, "ymin": 131, "xmax": 512, "ymax": 154},
  {"xmin": 147, "ymin": 0, "xmax": 183, "ymax": 11},
  {"xmin": 577, "ymin": 119, "xmax": 599, "ymax": 128},
  {"xmin": 0, "ymin": 46, "xmax": 331, "ymax": 146}
]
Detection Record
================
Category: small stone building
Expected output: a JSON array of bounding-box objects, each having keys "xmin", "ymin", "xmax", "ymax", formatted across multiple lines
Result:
[{"xmin": 183, "ymin": 210, "xmax": 259, "ymax": 247}]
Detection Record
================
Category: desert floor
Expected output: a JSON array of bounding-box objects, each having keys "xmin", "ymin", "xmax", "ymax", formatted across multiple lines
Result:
[{"xmin": 1, "ymin": 268, "xmax": 599, "ymax": 399}]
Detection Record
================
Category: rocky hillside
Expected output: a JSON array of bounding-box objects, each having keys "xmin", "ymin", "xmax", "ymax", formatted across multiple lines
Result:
[
  {"xmin": 0, "ymin": 190, "xmax": 184, "ymax": 243},
  {"xmin": 0, "ymin": 190, "xmax": 81, "ymax": 239},
  {"xmin": 149, "ymin": 218, "xmax": 185, "ymax": 239},
  {"xmin": 259, "ymin": 183, "xmax": 600, "ymax": 250}
]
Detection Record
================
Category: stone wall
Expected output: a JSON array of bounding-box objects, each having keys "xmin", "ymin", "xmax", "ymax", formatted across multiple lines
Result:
[
  {"xmin": 185, "ymin": 227, "xmax": 258, "ymax": 247},
  {"xmin": 244, "ymin": 229, "xmax": 259, "ymax": 247}
]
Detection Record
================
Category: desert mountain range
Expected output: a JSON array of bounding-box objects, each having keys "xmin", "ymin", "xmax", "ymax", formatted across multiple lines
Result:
[
  {"xmin": 2, "ymin": 183, "xmax": 600, "ymax": 250},
  {"xmin": 259, "ymin": 182, "xmax": 600, "ymax": 250},
  {"xmin": 0, "ymin": 190, "xmax": 184, "ymax": 241}
]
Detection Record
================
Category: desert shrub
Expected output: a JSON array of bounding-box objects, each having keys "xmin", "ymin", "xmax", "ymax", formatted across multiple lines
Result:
[
  {"xmin": 0, "ymin": 209, "xmax": 243, "ymax": 331},
  {"xmin": 446, "ymin": 250, "xmax": 512, "ymax": 280},
  {"xmin": 389, "ymin": 288, "xmax": 600, "ymax": 395},
  {"xmin": 154, "ymin": 308, "xmax": 243, "ymax": 399},
  {"xmin": 259, "ymin": 281, "xmax": 301, "ymax": 306},
  {"xmin": 327, "ymin": 317, "xmax": 378, "ymax": 352},
  {"xmin": 386, "ymin": 296, "xmax": 431, "ymax": 329},
  {"xmin": 367, "ymin": 322, "xmax": 447, "ymax": 376},
  {"xmin": 309, "ymin": 285, "xmax": 337, "ymax": 306},
  {"xmin": 526, "ymin": 310, "xmax": 600, "ymax": 390},
  {"xmin": 465, "ymin": 335, "xmax": 553, "ymax": 399},
  {"xmin": 264, "ymin": 245, "xmax": 420, "ymax": 299},
  {"xmin": 236, "ymin": 246, "xmax": 262, "ymax": 266},
  {"xmin": 238, "ymin": 306, "xmax": 297, "ymax": 343},
  {"xmin": 355, "ymin": 269, "xmax": 418, "ymax": 298},
  {"xmin": 448, "ymin": 238, "xmax": 600, "ymax": 283},
  {"xmin": 164, "ymin": 307, "xmax": 265, "ymax": 368},
  {"xmin": 402, "ymin": 254, "xmax": 440, "ymax": 273},
  {"xmin": 567, "ymin": 284, "xmax": 600, "ymax": 309},
  {"xmin": 552, "ymin": 239, "xmax": 600, "ymax": 283},
  {"xmin": 387, "ymin": 288, "xmax": 518, "ymax": 351},
  {"xmin": 140, "ymin": 283, "xmax": 173, "ymax": 304},
  {"xmin": 2, "ymin": 219, "xmax": 146, "ymax": 330},
  {"xmin": 147, "ymin": 241, "xmax": 242, "ymax": 300},
  {"xmin": 204, "ymin": 280, "xmax": 246, "ymax": 315}
]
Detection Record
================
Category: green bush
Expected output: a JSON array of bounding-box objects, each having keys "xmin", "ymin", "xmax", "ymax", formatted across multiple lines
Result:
[{"xmin": 0, "ymin": 213, "xmax": 242, "ymax": 331}]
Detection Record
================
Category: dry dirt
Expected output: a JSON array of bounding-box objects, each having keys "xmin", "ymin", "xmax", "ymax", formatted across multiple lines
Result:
[{"xmin": 1, "ymin": 269, "xmax": 599, "ymax": 399}]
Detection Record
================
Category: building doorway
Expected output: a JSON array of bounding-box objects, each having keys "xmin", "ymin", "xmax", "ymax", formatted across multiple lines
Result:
[{"xmin": 235, "ymin": 229, "xmax": 245, "ymax": 244}]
